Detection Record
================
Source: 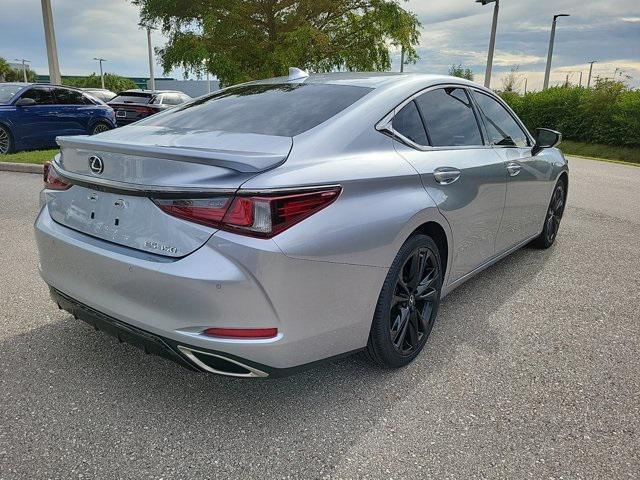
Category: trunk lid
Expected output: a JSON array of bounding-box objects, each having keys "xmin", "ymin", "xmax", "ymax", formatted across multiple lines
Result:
[
  {"xmin": 47, "ymin": 125, "xmax": 292, "ymax": 257},
  {"xmin": 109, "ymin": 102, "xmax": 162, "ymax": 126}
]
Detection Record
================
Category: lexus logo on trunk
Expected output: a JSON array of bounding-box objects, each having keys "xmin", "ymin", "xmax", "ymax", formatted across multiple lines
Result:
[{"xmin": 88, "ymin": 155, "xmax": 104, "ymax": 174}]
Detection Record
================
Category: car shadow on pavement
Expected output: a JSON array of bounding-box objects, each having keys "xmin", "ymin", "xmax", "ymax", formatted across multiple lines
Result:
[{"xmin": 2, "ymin": 245, "xmax": 552, "ymax": 476}]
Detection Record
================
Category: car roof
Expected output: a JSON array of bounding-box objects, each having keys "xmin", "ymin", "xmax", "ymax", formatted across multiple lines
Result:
[
  {"xmin": 6, "ymin": 82, "xmax": 90, "ymax": 92},
  {"xmin": 82, "ymin": 88, "xmax": 114, "ymax": 92},
  {"xmin": 118, "ymin": 89, "xmax": 186, "ymax": 94},
  {"xmin": 248, "ymin": 72, "xmax": 478, "ymax": 89}
]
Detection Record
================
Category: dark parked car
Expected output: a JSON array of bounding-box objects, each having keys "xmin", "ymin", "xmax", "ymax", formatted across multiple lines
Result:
[
  {"xmin": 0, "ymin": 83, "xmax": 116, "ymax": 154},
  {"xmin": 108, "ymin": 89, "xmax": 191, "ymax": 126},
  {"xmin": 82, "ymin": 88, "xmax": 117, "ymax": 103}
]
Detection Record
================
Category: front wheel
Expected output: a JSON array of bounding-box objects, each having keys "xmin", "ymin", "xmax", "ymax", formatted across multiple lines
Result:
[
  {"xmin": 532, "ymin": 180, "xmax": 566, "ymax": 249},
  {"xmin": 0, "ymin": 124, "xmax": 13, "ymax": 154},
  {"xmin": 364, "ymin": 234, "xmax": 443, "ymax": 368},
  {"xmin": 90, "ymin": 122, "xmax": 111, "ymax": 135}
]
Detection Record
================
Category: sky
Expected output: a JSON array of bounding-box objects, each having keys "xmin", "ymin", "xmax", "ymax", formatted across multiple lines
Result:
[{"xmin": 1, "ymin": 0, "xmax": 639, "ymax": 91}]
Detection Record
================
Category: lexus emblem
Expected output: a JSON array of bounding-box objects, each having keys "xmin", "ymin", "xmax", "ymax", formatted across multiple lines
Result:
[{"xmin": 88, "ymin": 155, "xmax": 104, "ymax": 174}]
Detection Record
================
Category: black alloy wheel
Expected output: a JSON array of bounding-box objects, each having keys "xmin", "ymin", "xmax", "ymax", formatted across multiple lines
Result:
[
  {"xmin": 390, "ymin": 247, "xmax": 439, "ymax": 355},
  {"xmin": 532, "ymin": 180, "xmax": 566, "ymax": 249},
  {"xmin": 365, "ymin": 234, "xmax": 442, "ymax": 368}
]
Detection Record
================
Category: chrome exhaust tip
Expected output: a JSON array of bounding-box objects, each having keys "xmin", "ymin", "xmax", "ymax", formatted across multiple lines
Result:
[{"xmin": 177, "ymin": 346, "xmax": 268, "ymax": 378}]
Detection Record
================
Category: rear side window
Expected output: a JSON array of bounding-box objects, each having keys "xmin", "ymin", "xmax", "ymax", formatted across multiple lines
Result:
[
  {"xmin": 474, "ymin": 91, "xmax": 529, "ymax": 147},
  {"xmin": 392, "ymin": 101, "xmax": 428, "ymax": 145},
  {"xmin": 110, "ymin": 93, "xmax": 152, "ymax": 105},
  {"xmin": 140, "ymin": 83, "xmax": 372, "ymax": 137},
  {"xmin": 161, "ymin": 94, "xmax": 183, "ymax": 105},
  {"xmin": 54, "ymin": 88, "xmax": 89, "ymax": 105},
  {"xmin": 20, "ymin": 87, "xmax": 54, "ymax": 105},
  {"xmin": 415, "ymin": 88, "xmax": 483, "ymax": 147}
]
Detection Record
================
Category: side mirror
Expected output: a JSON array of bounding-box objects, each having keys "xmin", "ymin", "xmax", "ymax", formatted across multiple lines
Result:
[
  {"xmin": 15, "ymin": 97, "xmax": 37, "ymax": 107},
  {"xmin": 532, "ymin": 128, "xmax": 562, "ymax": 156}
]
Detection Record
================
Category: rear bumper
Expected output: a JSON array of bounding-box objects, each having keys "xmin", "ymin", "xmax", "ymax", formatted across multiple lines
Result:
[
  {"xmin": 51, "ymin": 288, "xmax": 280, "ymax": 377},
  {"xmin": 35, "ymin": 205, "xmax": 386, "ymax": 372}
]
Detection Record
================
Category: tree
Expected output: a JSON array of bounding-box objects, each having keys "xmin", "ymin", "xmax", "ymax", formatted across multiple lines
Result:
[
  {"xmin": 0, "ymin": 57, "xmax": 36, "ymax": 82},
  {"xmin": 64, "ymin": 73, "xmax": 138, "ymax": 92},
  {"xmin": 132, "ymin": 0, "xmax": 421, "ymax": 86},
  {"xmin": 0, "ymin": 57, "xmax": 11, "ymax": 82},
  {"xmin": 448, "ymin": 64, "xmax": 473, "ymax": 81},
  {"xmin": 501, "ymin": 65, "xmax": 522, "ymax": 93}
]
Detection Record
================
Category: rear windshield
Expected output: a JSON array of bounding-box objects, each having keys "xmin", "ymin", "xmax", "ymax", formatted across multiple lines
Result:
[
  {"xmin": 0, "ymin": 84, "xmax": 23, "ymax": 104},
  {"xmin": 139, "ymin": 83, "xmax": 372, "ymax": 137},
  {"xmin": 109, "ymin": 93, "xmax": 152, "ymax": 104}
]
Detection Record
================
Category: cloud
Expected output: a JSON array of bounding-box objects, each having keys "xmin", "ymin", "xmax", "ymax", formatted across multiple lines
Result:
[{"xmin": 0, "ymin": 0, "xmax": 638, "ymax": 90}]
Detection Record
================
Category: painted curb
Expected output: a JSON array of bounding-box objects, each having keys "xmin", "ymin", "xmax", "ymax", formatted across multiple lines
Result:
[{"xmin": 0, "ymin": 162, "xmax": 44, "ymax": 174}]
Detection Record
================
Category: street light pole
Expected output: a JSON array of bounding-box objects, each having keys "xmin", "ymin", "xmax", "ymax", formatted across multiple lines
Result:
[
  {"xmin": 93, "ymin": 58, "xmax": 106, "ymax": 89},
  {"xmin": 543, "ymin": 14, "xmax": 570, "ymax": 90},
  {"xmin": 587, "ymin": 60, "xmax": 596, "ymax": 88},
  {"xmin": 146, "ymin": 27, "xmax": 155, "ymax": 91},
  {"xmin": 14, "ymin": 58, "xmax": 30, "ymax": 82},
  {"xmin": 476, "ymin": 0, "xmax": 500, "ymax": 88},
  {"xmin": 40, "ymin": 0, "xmax": 61, "ymax": 85}
]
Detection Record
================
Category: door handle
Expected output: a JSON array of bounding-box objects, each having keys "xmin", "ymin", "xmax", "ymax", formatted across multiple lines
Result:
[
  {"xmin": 506, "ymin": 162, "xmax": 522, "ymax": 176},
  {"xmin": 433, "ymin": 168, "xmax": 461, "ymax": 185}
]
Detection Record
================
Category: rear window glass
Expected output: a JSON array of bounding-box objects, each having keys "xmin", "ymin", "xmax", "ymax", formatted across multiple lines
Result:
[
  {"xmin": 110, "ymin": 93, "xmax": 152, "ymax": 105},
  {"xmin": 140, "ymin": 83, "xmax": 372, "ymax": 137}
]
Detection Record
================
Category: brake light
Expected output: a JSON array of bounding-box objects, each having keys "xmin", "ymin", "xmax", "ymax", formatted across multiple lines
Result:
[
  {"xmin": 133, "ymin": 106, "xmax": 157, "ymax": 114},
  {"xmin": 43, "ymin": 161, "xmax": 71, "ymax": 190},
  {"xmin": 153, "ymin": 187, "xmax": 340, "ymax": 238},
  {"xmin": 203, "ymin": 327, "xmax": 278, "ymax": 339}
]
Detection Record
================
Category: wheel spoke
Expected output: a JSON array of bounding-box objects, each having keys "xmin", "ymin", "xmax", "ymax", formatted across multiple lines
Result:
[
  {"xmin": 392, "ymin": 307, "xmax": 410, "ymax": 347},
  {"xmin": 406, "ymin": 313, "xmax": 418, "ymax": 349},
  {"xmin": 415, "ymin": 267, "xmax": 436, "ymax": 296},
  {"xmin": 407, "ymin": 252, "xmax": 422, "ymax": 289},
  {"xmin": 397, "ymin": 277, "xmax": 411, "ymax": 296},
  {"xmin": 392, "ymin": 293, "xmax": 409, "ymax": 306},
  {"xmin": 416, "ymin": 307, "xmax": 428, "ymax": 331},
  {"xmin": 417, "ymin": 288, "xmax": 437, "ymax": 302}
]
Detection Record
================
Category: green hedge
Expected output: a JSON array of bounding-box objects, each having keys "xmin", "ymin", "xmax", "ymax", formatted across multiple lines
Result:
[{"xmin": 500, "ymin": 81, "xmax": 640, "ymax": 148}]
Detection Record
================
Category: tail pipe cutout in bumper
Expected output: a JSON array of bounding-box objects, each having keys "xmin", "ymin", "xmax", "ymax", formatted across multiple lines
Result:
[{"xmin": 50, "ymin": 288, "xmax": 269, "ymax": 378}]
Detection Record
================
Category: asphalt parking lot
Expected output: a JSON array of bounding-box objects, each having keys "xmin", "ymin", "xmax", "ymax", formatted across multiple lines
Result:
[{"xmin": 1, "ymin": 157, "xmax": 639, "ymax": 479}]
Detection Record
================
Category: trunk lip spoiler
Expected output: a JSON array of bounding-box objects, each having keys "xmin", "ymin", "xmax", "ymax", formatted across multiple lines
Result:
[
  {"xmin": 49, "ymin": 159, "xmax": 239, "ymax": 197},
  {"xmin": 56, "ymin": 135, "xmax": 290, "ymax": 174},
  {"xmin": 50, "ymin": 160, "xmax": 340, "ymax": 198}
]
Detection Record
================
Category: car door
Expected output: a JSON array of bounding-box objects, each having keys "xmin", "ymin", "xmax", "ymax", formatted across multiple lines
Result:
[
  {"xmin": 388, "ymin": 86, "xmax": 507, "ymax": 283},
  {"xmin": 52, "ymin": 87, "xmax": 92, "ymax": 136},
  {"xmin": 12, "ymin": 86, "xmax": 58, "ymax": 148},
  {"xmin": 471, "ymin": 89, "xmax": 549, "ymax": 252}
]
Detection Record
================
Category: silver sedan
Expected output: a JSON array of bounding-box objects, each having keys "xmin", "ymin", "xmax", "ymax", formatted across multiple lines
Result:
[{"xmin": 35, "ymin": 71, "xmax": 568, "ymax": 377}]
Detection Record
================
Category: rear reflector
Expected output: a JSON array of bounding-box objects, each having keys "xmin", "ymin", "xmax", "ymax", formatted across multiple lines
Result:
[
  {"xmin": 203, "ymin": 327, "xmax": 278, "ymax": 339},
  {"xmin": 153, "ymin": 186, "xmax": 341, "ymax": 238},
  {"xmin": 43, "ymin": 161, "xmax": 71, "ymax": 190}
]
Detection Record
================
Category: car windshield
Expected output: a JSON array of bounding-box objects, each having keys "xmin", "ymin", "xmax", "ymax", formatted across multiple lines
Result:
[
  {"xmin": 0, "ymin": 84, "xmax": 24, "ymax": 104},
  {"xmin": 139, "ymin": 83, "xmax": 372, "ymax": 137},
  {"xmin": 109, "ymin": 93, "xmax": 153, "ymax": 104}
]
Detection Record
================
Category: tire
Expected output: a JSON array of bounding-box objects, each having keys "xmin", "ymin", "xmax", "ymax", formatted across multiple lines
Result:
[
  {"xmin": 364, "ymin": 234, "xmax": 443, "ymax": 368},
  {"xmin": 0, "ymin": 124, "xmax": 13, "ymax": 154},
  {"xmin": 90, "ymin": 122, "xmax": 111, "ymax": 135},
  {"xmin": 531, "ymin": 180, "xmax": 566, "ymax": 249}
]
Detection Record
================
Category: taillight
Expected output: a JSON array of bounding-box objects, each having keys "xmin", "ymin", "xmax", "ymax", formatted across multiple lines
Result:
[
  {"xmin": 153, "ymin": 187, "xmax": 341, "ymax": 238},
  {"xmin": 203, "ymin": 327, "xmax": 278, "ymax": 339},
  {"xmin": 43, "ymin": 161, "xmax": 71, "ymax": 190},
  {"xmin": 133, "ymin": 105, "xmax": 157, "ymax": 114}
]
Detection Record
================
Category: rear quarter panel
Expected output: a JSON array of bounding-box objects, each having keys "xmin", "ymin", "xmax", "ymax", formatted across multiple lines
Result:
[{"xmin": 240, "ymin": 133, "xmax": 451, "ymax": 269}]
